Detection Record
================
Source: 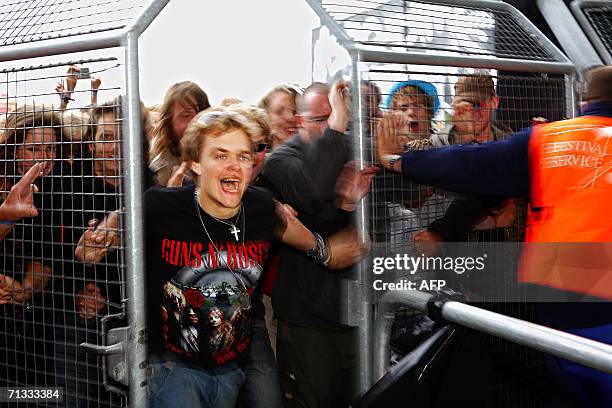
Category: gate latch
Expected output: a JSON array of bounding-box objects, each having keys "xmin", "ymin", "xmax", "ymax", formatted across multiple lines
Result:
[{"xmin": 80, "ymin": 326, "xmax": 129, "ymax": 386}]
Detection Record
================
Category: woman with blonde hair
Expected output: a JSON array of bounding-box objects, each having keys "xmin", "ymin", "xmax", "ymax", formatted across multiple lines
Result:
[
  {"xmin": 149, "ymin": 81, "xmax": 210, "ymax": 186},
  {"xmin": 259, "ymin": 85, "xmax": 300, "ymax": 149}
]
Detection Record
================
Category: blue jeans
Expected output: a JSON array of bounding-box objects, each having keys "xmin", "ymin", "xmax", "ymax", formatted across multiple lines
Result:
[
  {"xmin": 237, "ymin": 318, "xmax": 285, "ymax": 408},
  {"xmin": 148, "ymin": 352, "xmax": 245, "ymax": 408}
]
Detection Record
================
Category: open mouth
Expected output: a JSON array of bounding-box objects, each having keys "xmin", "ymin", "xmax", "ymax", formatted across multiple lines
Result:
[
  {"xmin": 409, "ymin": 121, "xmax": 419, "ymax": 133},
  {"xmin": 220, "ymin": 177, "xmax": 240, "ymax": 193}
]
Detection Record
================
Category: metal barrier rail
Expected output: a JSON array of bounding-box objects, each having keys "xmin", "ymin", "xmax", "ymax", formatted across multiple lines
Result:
[
  {"xmin": 307, "ymin": 0, "xmax": 576, "ymax": 73},
  {"xmin": 537, "ymin": 0, "xmax": 603, "ymax": 75},
  {"xmin": 571, "ymin": 0, "xmax": 612, "ymax": 64},
  {"xmin": 373, "ymin": 290, "xmax": 612, "ymax": 382}
]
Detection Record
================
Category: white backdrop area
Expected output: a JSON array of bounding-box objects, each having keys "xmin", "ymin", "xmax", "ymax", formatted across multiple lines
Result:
[{"xmin": 139, "ymin": 0, "xmax": 320, "ymax": 106}]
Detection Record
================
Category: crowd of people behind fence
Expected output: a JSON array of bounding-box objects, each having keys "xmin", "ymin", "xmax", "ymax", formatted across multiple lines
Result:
[{"xmin": 0, "ymin": 63, "xmax": 609, "ymax": 408}]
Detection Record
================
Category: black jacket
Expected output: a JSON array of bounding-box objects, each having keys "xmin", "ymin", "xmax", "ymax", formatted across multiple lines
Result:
[{"xmin": 260, "ymin": 129, "xmax": 354, "ymax": 329}]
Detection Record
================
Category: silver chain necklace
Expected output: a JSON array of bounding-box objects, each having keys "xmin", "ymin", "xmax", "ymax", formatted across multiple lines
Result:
[
  {"xmin": 193, "ymin": 187, "xmax": 251, "ymax": 310},
  {"xmin": 195, "ymin": 188, "xmax": 243, "ymax": 241}
]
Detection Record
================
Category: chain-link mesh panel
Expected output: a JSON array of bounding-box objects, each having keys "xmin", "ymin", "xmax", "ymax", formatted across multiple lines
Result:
[
  {"xmin": 359, "ymin": 66, "xmax": 566, "ymax": 406},
  {"xmin": 318, "ymin": 0, "xmax": 556, "ymax": 61},
  {"xmin": 583, "ymin": 5, "xmax": 612, "ymax": 54},
  {"xmin": 572, "ymin": 0, "xmax": 612, "ymax": 64},
  {"xmin": 0, "ymin": 54, "xmax": 128, "ymax": 407},
  {"xmin": 0, "ymin": 0, "xmax": 149, "ymax": 47},
  {"xmin": 311, "ymin": 1, "xmax": 578, "ymax": 404},
  {"xmin": 363, "ymin": 66, "xmax": 566, "ymax": 287}
]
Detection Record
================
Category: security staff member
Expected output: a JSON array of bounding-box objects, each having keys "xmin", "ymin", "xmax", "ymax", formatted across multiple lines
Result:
[{"xmin": 376, "ymin": 65, "xmax": 612, "ymax": 407}]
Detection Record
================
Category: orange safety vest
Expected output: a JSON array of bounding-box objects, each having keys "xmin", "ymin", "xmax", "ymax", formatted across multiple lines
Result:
[{"xmin": 519, "ymin": 116, "xmax": 612, "ymax": 299}]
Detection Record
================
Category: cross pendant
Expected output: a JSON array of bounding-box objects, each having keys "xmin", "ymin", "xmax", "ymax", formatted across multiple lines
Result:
[{"xmin": 229, "ymin": 225, "xmax": 241, "ymax": 241}]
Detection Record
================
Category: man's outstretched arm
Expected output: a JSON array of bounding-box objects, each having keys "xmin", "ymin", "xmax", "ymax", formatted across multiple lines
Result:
[{"xmin": 377, "ymin": 113, "xmax": 532, "ymax": 198}]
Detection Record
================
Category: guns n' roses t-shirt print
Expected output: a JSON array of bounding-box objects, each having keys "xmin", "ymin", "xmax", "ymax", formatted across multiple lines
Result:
[{"xmin": 146, "ymin": 185, "xmax": 279, "ymax": 365}]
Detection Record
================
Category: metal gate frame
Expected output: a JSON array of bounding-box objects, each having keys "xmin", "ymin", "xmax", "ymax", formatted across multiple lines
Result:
[
  {"xmin": 537, "ymin": 0, "xmax": 603, "ymax": 75},
  {"xmin": 373, "ymin": 290, "xmax": 612, "ymax": 382},
  {"xmin": 0, "ymin": 1, "xmax": 171, "ymax": 406},
  {"xmin": 571, "ymin": 0, "xmax": 612, "ymax": 64},
  {"xmin": 306, "ymin": 0, "xmax": 580, "ymax": 395}
]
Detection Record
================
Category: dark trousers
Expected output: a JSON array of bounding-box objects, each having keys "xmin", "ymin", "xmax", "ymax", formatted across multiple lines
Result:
[
  {"xmin": 236, "ymin": 318, "xmax": 284, "ymax": 408},
  {"xmin": 276, "ymin": 320, "xmax": 357, "ymax": 408}
]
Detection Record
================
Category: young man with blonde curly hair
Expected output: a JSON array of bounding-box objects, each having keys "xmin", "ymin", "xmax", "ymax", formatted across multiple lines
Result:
[{"xmin": 144, "ymin": 106, "xmax": 367, "ymax": 407}]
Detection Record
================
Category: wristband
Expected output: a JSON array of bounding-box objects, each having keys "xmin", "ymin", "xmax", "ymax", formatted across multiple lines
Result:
[
  {"xmin": 306, "ymin": 231, "xmax": 330, "ymax": 266},
  {"xmin": 322, "ymin": 237, "xmax": 331, "ymax": 266},
  {"xmin": 0, "ymin": 220, "xmax": 15, "ymax": 226}
]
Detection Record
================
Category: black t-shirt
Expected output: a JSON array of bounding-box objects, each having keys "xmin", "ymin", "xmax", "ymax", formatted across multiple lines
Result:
[
  {"xmin": 260, "ymin": 132, "xmax": 354, "ymax": 329},
  {"xmin": 59, "ymin": 160, "xmax": 123, "ymax": 315},
  {"xmin": 145, "ymin": 184, "xmax": 279, "ymax": 366},
  {"xmin": 0, "ymin": 161, "xmax": 66, "ymax": 318},
  {"xmin": 2, "ymin": 162, "xmax": 66, "ymax": 267},
  {"xmin": 65, "ymin": 160, "xmax": 122, "ymax": 239},
  {"xmin": 19, "ymin": 161, "xmax": 67, "ymax": 263}
]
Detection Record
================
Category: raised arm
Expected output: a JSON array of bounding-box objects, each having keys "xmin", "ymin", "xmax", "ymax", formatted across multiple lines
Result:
[
  {"xmin": 90, "ymin": 75, "xmax": 102, "ymax": 106},
  {"xmin": 303, "ymin": 80, "xmax": 351, "ymax": 205},
  {"xmin": 376, "ymin": 112, "xmax": 532, "ymax": 198},
  {"xmin": 261, "ymin": 81, "xmax": 351, "ymax": 217},
  {"xmin": 0, "ymin": 162, "xmax": 42, "ymax": 240},
  {"xmin": 56, "ymin": 66, "xmax": 79, "ymax": 110}
]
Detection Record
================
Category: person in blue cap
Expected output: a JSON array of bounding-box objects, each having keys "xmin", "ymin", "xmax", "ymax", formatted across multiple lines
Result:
[
  {"xmin": 384, "ymin": 79, "xmax": 440, "ymax": 143},
  {"xmin": 377, "ymin": 80, "xmax": 442, "ymax": 251}
]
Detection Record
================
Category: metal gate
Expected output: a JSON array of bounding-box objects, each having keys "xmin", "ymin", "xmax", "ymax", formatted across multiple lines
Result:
[
  {"xmin": 571, "ymin": 0, "xmax": 612, "ymax": 64},
  {"xmin": 306, "ymin": 0, "xmax": 588, "ymax": 405},
  {"xmin": 0, "ymin": 1, "xmax": 170, "ymax": 406}
]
